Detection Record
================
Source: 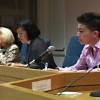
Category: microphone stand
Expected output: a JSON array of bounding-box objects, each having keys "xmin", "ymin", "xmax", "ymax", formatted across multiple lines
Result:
[
  {"xmin": 58, "ymin": 67, "xmax": 99, "ymax": 96},
  {"xmin": 26, "ymin": 51, "xmax": 52, "ymax": 68},
  {"xmin": 26, "ymin": 46, "xmax": 56, "ymax": 68}
]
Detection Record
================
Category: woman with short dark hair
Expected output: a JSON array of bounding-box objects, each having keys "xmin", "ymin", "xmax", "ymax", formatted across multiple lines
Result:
[{"xmin": 7, "ymin": 20, "xmax": 57, "ymax": 69}]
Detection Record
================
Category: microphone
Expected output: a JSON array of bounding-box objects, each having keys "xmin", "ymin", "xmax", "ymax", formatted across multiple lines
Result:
[
  {"xmin": 28, "ymin": 46, "xmax": 56, "ymax": 66},
  {"xmin": 58, "ymin": 65, "xmax": 99, "ymax": 96}
]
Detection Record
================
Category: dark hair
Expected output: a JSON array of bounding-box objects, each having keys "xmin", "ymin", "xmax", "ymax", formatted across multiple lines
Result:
[
  {"xmin": 17, "ymin": 20, "xmax": 40, "ymax": 40},
  {"xmin": 77, "ymin": 12, "xmax": 100, "ymax": 37}
]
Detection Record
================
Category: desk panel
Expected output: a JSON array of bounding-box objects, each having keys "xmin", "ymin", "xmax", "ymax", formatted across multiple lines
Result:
[
  {"xmin": 0, "ymin": 84, "xmax": 68, "ymax": 100},
  {"xmin": 0, "ymin": 66, "xmax": 56, "ymax": 83},
  {"xmin": 10, "ymin": 71, "xmax": 100, "ymax": 100},
  {"xmin": 0, "ymin": 66, "xmax": 99, "ymax": 100},
  {"xmin": 12, "ymin": 71, "xmax": 100, "ymax": 91}
]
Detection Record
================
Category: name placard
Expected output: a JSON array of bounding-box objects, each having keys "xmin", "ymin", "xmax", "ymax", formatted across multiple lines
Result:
[{"xmin": 32, "ymin": 79, "xmax": 51, "ymax": 91}]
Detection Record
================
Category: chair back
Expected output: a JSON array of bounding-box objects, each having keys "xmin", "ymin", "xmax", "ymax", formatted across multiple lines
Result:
[
  {"xmin": 21, "ymin": 43, "xmax": 28, "ymax": 63},
  {"xmin": 62, "ymin": 35, "xmax": 84, "ymax": 67}
]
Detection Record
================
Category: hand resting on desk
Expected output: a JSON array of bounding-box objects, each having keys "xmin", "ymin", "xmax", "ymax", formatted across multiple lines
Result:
[
  {"xmin": 44, "ymin": 67, "xmax": 87, "ymax": 72},
  {"xmin": 6, "ymin": 63, "xmax": 28, "ymax": 67},
  {"xmin": 91, "ymin": 68, "xmax": 100, "ymax": 72}
]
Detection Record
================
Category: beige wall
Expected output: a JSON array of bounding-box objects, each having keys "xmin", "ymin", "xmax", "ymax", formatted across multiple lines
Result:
[{"xmin": 37, "ymin": 0, "xmax": 100, "ymax": 66}]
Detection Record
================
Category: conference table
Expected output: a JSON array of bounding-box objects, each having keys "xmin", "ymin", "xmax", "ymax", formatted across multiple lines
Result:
[{"xmin": 0, "ymin": 65, "xmax": 100, "ymax": 100}]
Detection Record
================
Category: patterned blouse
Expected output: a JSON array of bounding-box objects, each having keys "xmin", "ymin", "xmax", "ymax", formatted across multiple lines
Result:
[{"xmin": 0, "ymin": 44, "xmax": 21, "ymax": 64}]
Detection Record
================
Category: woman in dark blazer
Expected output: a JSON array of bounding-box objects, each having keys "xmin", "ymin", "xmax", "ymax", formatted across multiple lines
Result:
[{"xmin": 8, "ymin": 20, "xmax": 57, "ymax": 69}]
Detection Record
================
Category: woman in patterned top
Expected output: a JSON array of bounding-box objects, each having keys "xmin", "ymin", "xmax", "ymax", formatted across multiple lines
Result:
[{"xmin": 0, "ymin": 27, "xmax": 20, "ymax": 64}]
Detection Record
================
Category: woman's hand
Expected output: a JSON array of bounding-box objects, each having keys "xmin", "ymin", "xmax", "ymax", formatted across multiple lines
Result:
[
  {"xmin": 91, "ymin": 68, "xmax": 100, "ymax": 72},
  {"xmin": 6, "ymin": 63, "xmax": 28, "ymax": 67}
]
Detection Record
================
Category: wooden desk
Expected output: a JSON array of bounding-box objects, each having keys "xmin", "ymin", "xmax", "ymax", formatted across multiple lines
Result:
[
  {"xmin": 0, "ymin": 65, "xmax": 56, "ymax": 83},
  {"xmin": 7, "ymin": 71, "xmax": 100, "ymax": 100},
  {"xmin": 0, "ymin": 66, "xmax": 99, "ymax": 100},
  {"xmin": 0, "ymin": 85, "xmax": 67, "ymax": 100},
  {"xmin": 12, "ymin": 71, "xmax": 100, "ymax": 91}
]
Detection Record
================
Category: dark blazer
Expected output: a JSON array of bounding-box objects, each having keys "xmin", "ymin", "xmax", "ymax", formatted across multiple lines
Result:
[{"xmin": 25, "ymin": 37, "xmax": 57, "ymax": 69}]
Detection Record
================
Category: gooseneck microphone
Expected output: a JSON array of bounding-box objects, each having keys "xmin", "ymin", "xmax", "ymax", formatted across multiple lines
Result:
[
  {"xmin": 58, "ymin": 65, "xmax": 99, "ymax": 96},
  {"xmin": 28, "ymin": 46, "xmax": 56, "ymax": 66}
]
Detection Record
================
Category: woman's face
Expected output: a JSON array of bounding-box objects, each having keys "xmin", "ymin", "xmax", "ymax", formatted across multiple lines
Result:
[
  {"xmin": 0, "ymin": 38, "xmax": 7, "ymax": 47},
  {"xmin": 77, "ymin": 23, "xmax": 99, "ymax": 45},
  {"xmin": 17, "ymin": 27, "xmax": 28, "ymax": 43}
]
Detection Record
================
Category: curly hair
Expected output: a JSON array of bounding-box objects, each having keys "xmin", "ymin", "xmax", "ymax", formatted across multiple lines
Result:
[{"xmin": 0, "ymin": 27, "xmax": 15, "ymax": 45}]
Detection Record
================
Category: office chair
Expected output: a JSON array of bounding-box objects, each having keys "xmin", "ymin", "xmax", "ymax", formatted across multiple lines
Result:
[
  {"xmin": 43, "ymin": 37, "xmax": 51, "ymax": 47},
  {"xmin": 21, "ymin": 43, "xmax": 28, "ymax": 64},
  {"xmin": 62, "ymin": 35, "xmax": 84, "ymax": 68}
]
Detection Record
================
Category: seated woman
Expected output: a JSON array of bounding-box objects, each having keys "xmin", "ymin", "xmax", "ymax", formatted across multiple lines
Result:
[
  {"xmin": 47, "ymin": 12, "xmax": 100, "ymax": 72},
  {"xmin": 7, "ymin": 20, "xmax": 57, "ymax": 69},
  {"xmin": 0, "ymin": 27, "xmax": 20, "ymax": 65}
]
